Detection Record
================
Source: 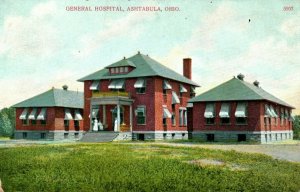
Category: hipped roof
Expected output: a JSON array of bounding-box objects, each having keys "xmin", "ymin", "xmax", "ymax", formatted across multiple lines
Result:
[
  {"xmin": 12, "ymin": 88, "xmax": 84, "ymax": 109},
  {"xmin": 78, "ymin": 53, "xmax": 199, "ymax": 87},
  {"xmin": 189, "ymin": 77, "xmax": 294, "ymax": 108}
]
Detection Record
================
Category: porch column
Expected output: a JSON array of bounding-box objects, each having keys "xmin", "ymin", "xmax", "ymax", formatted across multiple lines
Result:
[
  {"xmin": 103, "ymin": 105, "xmax": 106, "ymax": 126},
  {"xmin": 130, "ymin": 104, "xmax": 133, "ymax": 132},
  {"xmin": 89, "ymin": 103, "xmax": 93, "ymax": 131},
  {"xmin": 117, "ymin": 104, "xmax": 121, "ymax": 132}
]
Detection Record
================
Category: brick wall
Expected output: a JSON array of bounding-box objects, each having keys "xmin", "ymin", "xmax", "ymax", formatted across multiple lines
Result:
[
  {"xmin": 154, "ymin": 77, "xmax": 191, "ymax": 131},
  {"xmin": 15, "ymin": 107, "xmax": 84, "ymax": 131},
  {"xmin": 83, "ymin": 76, "xmax": 193, "ymax": 132},
  {"xmin": 192, "ymin": 100, "xmax": 293, "ymax": 132}
]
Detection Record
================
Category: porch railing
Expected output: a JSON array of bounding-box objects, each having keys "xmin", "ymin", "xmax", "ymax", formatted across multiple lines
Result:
[{"xmin": 92, "ymin": 91, "xmax": 130, "ymax": 98}]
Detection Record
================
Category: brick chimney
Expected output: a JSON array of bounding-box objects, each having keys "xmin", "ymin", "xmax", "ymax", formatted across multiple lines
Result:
[{"xmin": 183, "ymin": 58, "xmax": 192, "ymax": 80}]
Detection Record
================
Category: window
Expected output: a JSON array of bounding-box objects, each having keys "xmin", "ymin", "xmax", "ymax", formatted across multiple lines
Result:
[
  {"xmin": 124, "ymin": 67, "xmax": 128, "ymax": 73},
  {"xmin": 206, "ymin": 118, "xmax": 215, "ymax": 124},
  {"xmin": 37, "ymin": 108, "xmax": 47, "ymax": 122},
  {"xmin": 108, "ymin": 79, "xmax": 125, "ymax": 91},
  {"xmin": 163, "ymin": 80, "xmax": 172, "ymax": 95},
  {"xmin": 206, "ymin": 134, "xmax": 214, "ymax": 142},
  {"xmin": 264, "ymin": 117, "xmax": 268, "ymax": 126},
  {"xmin": 163, "ymin": 106, "xmax": 172, "ymax": 126},
  {"xmin": 41, "ymin": 133, "xmax": 46, "ymax": 139},
  {"xmin": 90, "ymin": 81, "xmax": 100, "ymax": 91},
  {"xmin": 163, "ymin": 89, "xmax": 167, "ymax": 95},
  {"xmin": 137, "ymin": 134, "xmax": 145, "ymax": 141},
  {"xmin": 120, "ymin": 67, "xmax": 124, "ymax": 73},
  {"xmin": 172, "ymin": 91, "xmax": 180, "ymax": 104},
  {"xmin": 221, "ymin": 118, "xmax": 230, "ymax": 124},
  {"xmin": 137, "ymin": 87, "xmax": 145, "ymax": 94},
  {"xmin": 236, "ymin": 117, "xmax": 247, "ymax": 124},
  {"xmin": 22, "ymin": 119, "xmax": 29, "ymax": 125},
  {"xmin": 115, "ymin": 67, "xmax": 119, "ymax": 73},
  {"xmin": 204, "ymin": 103, "xmax": 215, "ymax": 125},
  {"xmin": 64, "ymin": 133, "xmax": 69, "ymax": 139},
  {"xmin": 179, "ymin": 109, "xmax": 187, "ymax": 126},
  {"xmin": 40, "ymin": 120, "xmax": 46, "ymax": 125},
  {"xmin": 235, "ymin": 102, "xmax": 247, "ymax": 125},
  {"xmin": 172, "ymin": 133, "xmax": 175, "ymax": 139},
  {"xmin": 220, "ymin": 103, "xmax": 230, "ymax": 124},
  {"xmin": 136, "ymin": 106, "xmax": 146, "ymax": 125},
  {"xmin": 171, "ymin": 113, "xmax": 176, "ymax": 126},
  {"xmin": 238, "ymin": 134, "xmax": 246, "ymax": 142},
  {"xmin": 74, "ymin": 120, "xmax": 80, "ymax": 129},
  {"xmin": 111, "ymin": 68, "xmax": 115, "ymax": 74},
  {"xmin": 163, "ymin": 118, "xmax": 167, "ymax": 126},
  {"xmin": 135, "ymin": 79, "xmax": 146, "ymax": 94},
  {"xmin": 23, "ymin": 132, "xmax": 27, "ymax": 139},
  {"xmin": 64, "ymin": 120, "xmax": 69, "ymax": 127},
  {"xmin": 31, "ymin": 120, "xmax": 37, "ymax": 125}
]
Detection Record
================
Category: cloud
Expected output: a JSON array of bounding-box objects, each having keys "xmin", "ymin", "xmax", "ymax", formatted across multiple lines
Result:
[
  {"xmin": 73, "ymin": 12, "xmax": 157, "ymax": 58},
  {"xmin": 0, "ymin": 1, "xmax": 60, "ymax": 58},
  {"xmin": 159, "ymin": 2, "xmax": 300, "ymax": 114},
  {"xmin": 280, "ymin": 16, "xmax": 300, "ymax": 37}
]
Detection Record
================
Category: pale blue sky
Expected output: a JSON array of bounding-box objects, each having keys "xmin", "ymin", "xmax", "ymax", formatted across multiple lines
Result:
[{"xmin": 0, "ymin": 0, "xmax": 299, "ymax": 114}]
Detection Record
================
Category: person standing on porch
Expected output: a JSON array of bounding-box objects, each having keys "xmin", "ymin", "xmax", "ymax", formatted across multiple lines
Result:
[
  {"xmin": 98, "ymin": 121, "xmax": 103, "ymax": 131},
  {"xmin": 114, "ymin": 118, "xmax": 118, "ymax": 132},
  {"xmin": 93, "ymin": 119, "xmax": 98, "ymax": 131}
]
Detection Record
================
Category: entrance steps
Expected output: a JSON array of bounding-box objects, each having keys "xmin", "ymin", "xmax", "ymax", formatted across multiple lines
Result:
[{"xmin": 80, "ymin": 132, "xmax": 119, "ymax": 142}]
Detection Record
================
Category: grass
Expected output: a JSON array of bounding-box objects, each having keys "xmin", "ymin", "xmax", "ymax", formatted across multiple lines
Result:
[
  {"xmin": 0, "ymin": 137, "xmax": 10, "ymax": 140},
  {"xmin": 0, "ymin": 143, "xmax": 300, "ymax": 192}
]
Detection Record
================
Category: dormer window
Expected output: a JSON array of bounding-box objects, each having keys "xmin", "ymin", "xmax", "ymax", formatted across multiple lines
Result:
[
  {"xmin": 111, "ymin": 68, "xmax": 115, "ymax": 74},
  {"xmin": 106, "ymin": 58, "xmax": 136, "ymax": 75}
]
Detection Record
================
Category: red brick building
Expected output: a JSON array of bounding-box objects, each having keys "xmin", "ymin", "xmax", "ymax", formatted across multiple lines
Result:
[
  {"xmin": 12, "ymin": 86, "xmax": 84, "ymax": 140},
  {"xmin": 188, "ymin": 74, "xmax": 294, "ymax": 143},
  {"xmin": 78, "ymin": 52, "xmax": 199, "ymax": 140}
]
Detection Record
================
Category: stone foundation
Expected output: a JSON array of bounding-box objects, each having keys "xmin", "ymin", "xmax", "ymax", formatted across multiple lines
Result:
[
  {"xmin": 132, "ymin": 131, "xmax": 188, "ymax": 141},
  {"xmin": 192, "ymin": 131, "xmax": 293, "ymax": 143},
  {"xmin": 14, "ymin": 130, "xmax": 84, "ymax": 141}
]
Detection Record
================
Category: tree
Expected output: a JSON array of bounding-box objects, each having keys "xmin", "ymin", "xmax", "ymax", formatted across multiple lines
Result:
[
  {"xmin": 293, "ymin": 115, "xmax": 300, "ymax": 139},
  {"xmin": 0, "ymin": 107, "xmax": 15, "ymax": 137},
  {"xmin": 1, "ymin": 107, "xmax": 15, "ymax": 130},
  {"xmin": 0, "ymin": 113, "xmax": 13, "ymax": 137}
]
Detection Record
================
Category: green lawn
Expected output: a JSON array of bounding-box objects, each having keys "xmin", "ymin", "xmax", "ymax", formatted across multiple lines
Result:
[{"xmin": 0, "ymin": 143, "xmax": 300, "ymax": 192}]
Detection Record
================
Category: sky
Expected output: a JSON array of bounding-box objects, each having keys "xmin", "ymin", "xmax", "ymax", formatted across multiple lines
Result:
[{"xmin": 0, "ymin": 0, "xmax": 299, "ymax": 114}]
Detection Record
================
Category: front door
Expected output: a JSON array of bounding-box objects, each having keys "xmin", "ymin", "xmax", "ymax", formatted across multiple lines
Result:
[{"xmin": 111, "ymin": 106, "xmax": 124, "ymax": 131}]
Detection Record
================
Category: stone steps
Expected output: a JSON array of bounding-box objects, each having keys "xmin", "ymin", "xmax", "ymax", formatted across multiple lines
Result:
[{"xmin": 80, "ymin": 132, "xmax": 119, "ymax": 143}]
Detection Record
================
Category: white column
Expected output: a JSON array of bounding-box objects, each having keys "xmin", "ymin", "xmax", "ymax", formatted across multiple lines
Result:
[
  {"xmin": 117, "ymin": 104, "xmax": 120, "ymax": 132},
  {"xmin": 103, "ymin": 105, "xmax": 106, "ymax": 126},
  {"xmin": 130, "ymin": 105, "xmax": 132, "ymax": 132},
  {"xmin": 90, "ymin": 104, "xmax": 93, "ymax": 131}
]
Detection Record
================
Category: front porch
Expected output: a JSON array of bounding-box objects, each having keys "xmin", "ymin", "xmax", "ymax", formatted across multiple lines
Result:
[{"xmin": 89, "ymin": 92, "xmax": 134, "ymax": 133}]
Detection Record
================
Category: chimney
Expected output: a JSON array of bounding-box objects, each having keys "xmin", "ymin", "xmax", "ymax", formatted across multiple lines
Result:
[
  {"xmin": 183, "ymin": 58, "xmax": 192, "ymax": 80},
  {"xmin": 62, "ymin": 85, "xmax": 68, "ymax": 91},
  {"xmin": 253, "ymin": 80, "xmax": 259, "ymax": 87},
  {"xmin": 237, "ymin": 73, "xmax": 245, "ymax": 81}
]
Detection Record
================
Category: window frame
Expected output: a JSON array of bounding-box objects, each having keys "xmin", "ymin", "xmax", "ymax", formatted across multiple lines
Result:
[
  {"xmin": 22, "ymin": 119, "xmax": 29, "ymax": 126},
  {"xmin": 136, "ymin": 106, "xmax": 146, "ymax": 125},
  {"xmin": 171, "ymin": 113, "xmax": 176, "ymax": 126},
  {"xmin": 64, "ymin": 120, "xmax": 70, "ymax": 127}
]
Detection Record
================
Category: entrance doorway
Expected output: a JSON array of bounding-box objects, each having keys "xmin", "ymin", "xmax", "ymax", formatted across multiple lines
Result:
[{"xmin": 111, "ymin": 106, "xmax": 124, "ymax": 130}]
